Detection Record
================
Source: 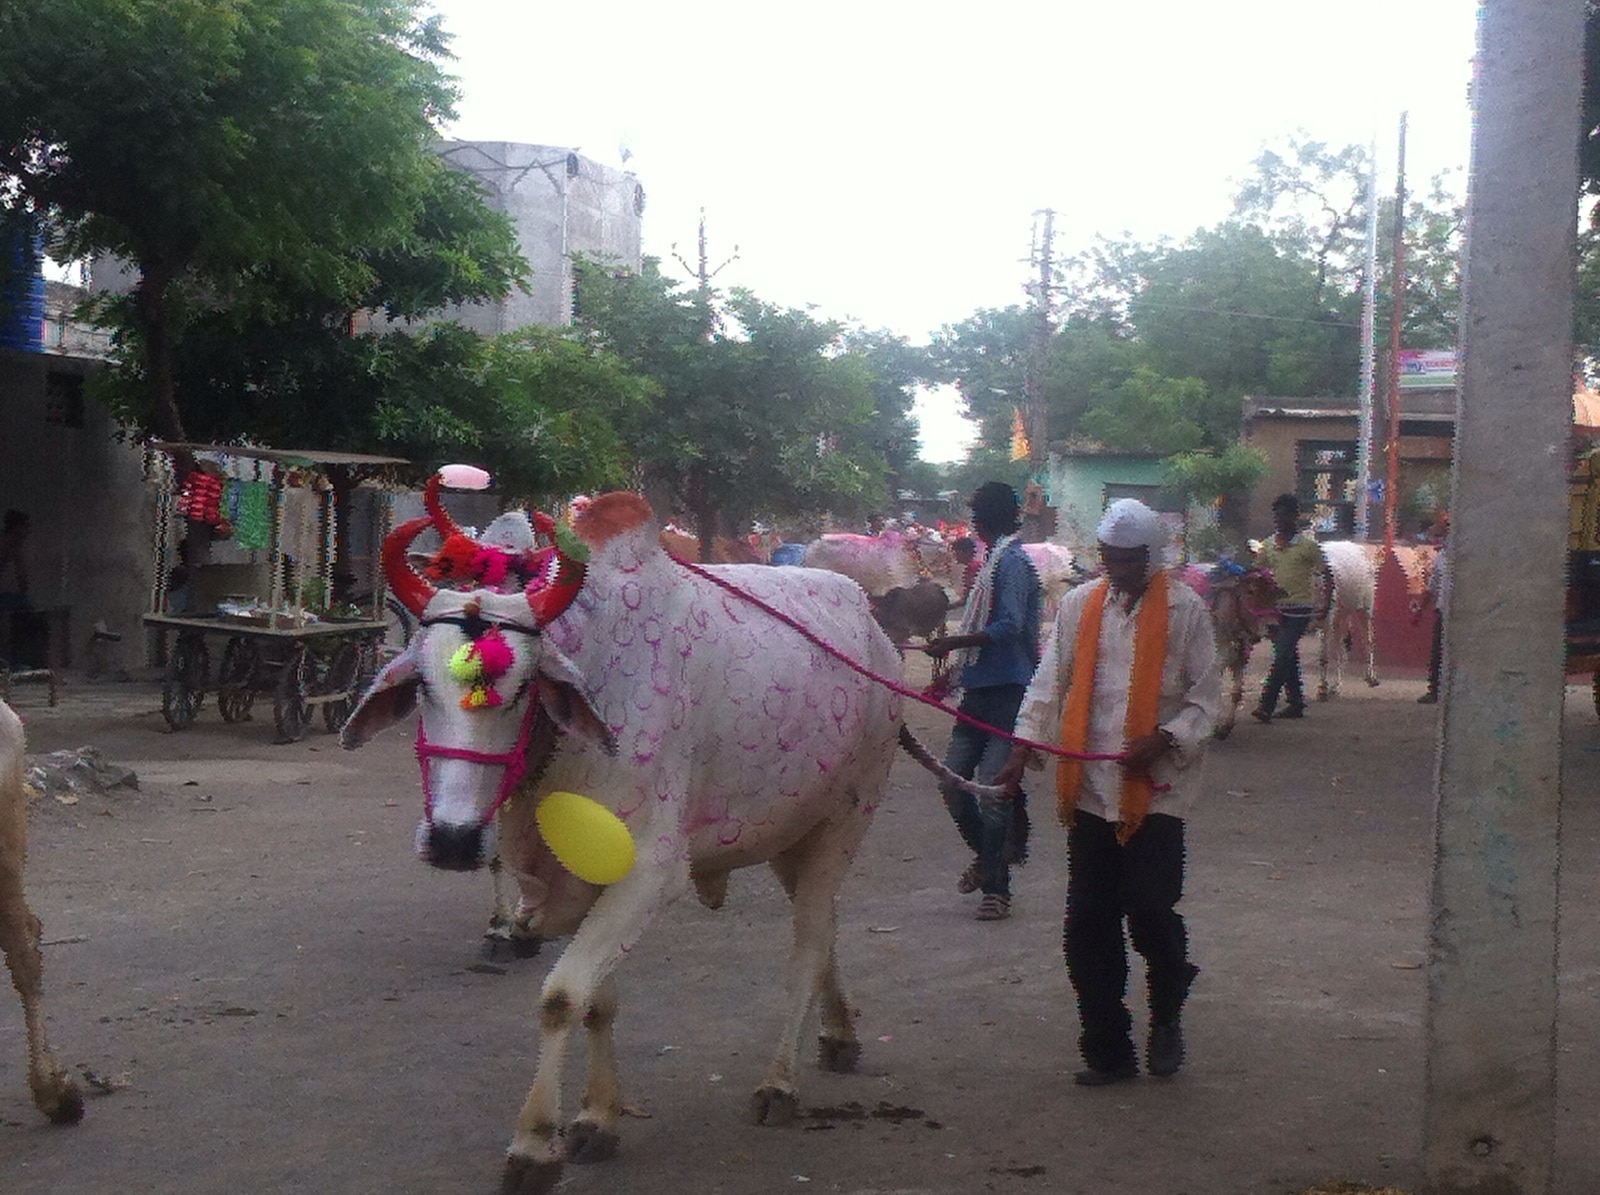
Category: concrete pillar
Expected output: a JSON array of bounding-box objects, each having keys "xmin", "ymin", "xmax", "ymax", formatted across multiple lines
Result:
[{"xmin": 1423, "ymin": 2, "xmax": 1585, "ymax": 1192}]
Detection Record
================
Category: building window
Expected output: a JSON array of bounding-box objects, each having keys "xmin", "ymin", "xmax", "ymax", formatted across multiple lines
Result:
[
  {"xmin": 1297, "ymin": 439, "xmax": 1358, "ymax": 536},
  {"xmin": 44, "ymin": 371, "xmax": 85, "ymax": 428}
]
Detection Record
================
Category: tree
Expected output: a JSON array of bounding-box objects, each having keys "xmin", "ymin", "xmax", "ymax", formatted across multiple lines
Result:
[
  {"xmin": 0, "ymin": 0, "xmax": 467, "ymax": 443},
  {"xmin": 88, "ymin": 153, "xmax": 529, "ymax": 449},
  {"xmin": 928, "ymin": 306, "xmax": 1035, "ymax": 451},
  {"xmin": 573, "ymin": 257, "xmax": 891, "ymax": 551}
]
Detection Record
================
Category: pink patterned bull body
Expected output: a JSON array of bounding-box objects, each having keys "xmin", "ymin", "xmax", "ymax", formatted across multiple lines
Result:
[{"xmin": 343, "ymin": 489, "xmax": 907, "ymax": 1193}]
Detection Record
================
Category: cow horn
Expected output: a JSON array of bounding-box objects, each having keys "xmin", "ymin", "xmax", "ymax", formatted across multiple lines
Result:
[
  {"xmin": 524, "ymin": 544, "xmax": 586, "ymax": 627},
  {"xmin": 384, "ymin": 515, "xmax": 438, "ymax": 617},
  {"xmin": 423, "ymin": 472, "xmax": 469, "ymax": 542}
]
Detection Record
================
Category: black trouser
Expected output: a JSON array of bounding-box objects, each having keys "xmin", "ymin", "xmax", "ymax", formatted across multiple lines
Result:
[
  {"xmin": 1260, "ymin": 608, "xmax": 1312, "ymax": 714},
  {"xmin": 1426, "ymin": 609, "xmax": 1444, "ymax": 696},
  {"xmin": 1064, "ymin": 810, "xmax": 1188, "ymax": 1071}
]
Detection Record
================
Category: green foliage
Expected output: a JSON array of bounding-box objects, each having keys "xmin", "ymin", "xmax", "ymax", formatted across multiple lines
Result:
[
  {"xmin": 0, "ymin": 0, "xmax": 473, "ymax": 442},
  {"xmin": 572, "ymin": 256, "xmax": 892, "ymax": 535},
  {"xmin": 1162, "ymin": 444, "xmax": 1270, "ymax": 504},
  {"xmin": 1080, "ymin": 367, "xmax": 1209, "ymax": 455}
]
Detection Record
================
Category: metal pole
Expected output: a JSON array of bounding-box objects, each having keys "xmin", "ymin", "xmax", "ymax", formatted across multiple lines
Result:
[
  {"xmin": 1422, "ymin": 2, "xmax": 1584, "ymax": 1191},
  {"xmin": 1026, "ymin": 209, "xmax": 1055, "ymax": 476},
  {"xmin": 1356, "ymin": 135, "xmax": 1378, "ymax": 540},
  {"xmin": 1383, "ymin": 113, "xmax": 1408, "ymax": 552}
]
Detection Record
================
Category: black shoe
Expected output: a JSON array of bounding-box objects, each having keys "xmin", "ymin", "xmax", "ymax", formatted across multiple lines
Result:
[
  {"xmin": 1250, "ymin": 706, "xmax": 1272, "ymax": 724},
  {"xmin": 1417, "ymin": 692, "xmax": 1438, "ymax": 704},
  {"xmin": 1279, "ymin": 704, "xmax": 1306, "ymax": 719},
  {"xmin": 1146, "ymin": 1020, "xmax": 1185, "ymax": 1077},
  {"xmin": 1073, "ymin": 1061, "xmax": 1138, "ymax": 1087}
]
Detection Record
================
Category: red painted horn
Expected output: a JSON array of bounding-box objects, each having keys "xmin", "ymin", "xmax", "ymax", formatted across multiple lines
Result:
[
  {"xmin": 423, "ymin": 473, "xmax": 468, "ymax": 542},
  {"xmin": 384, "ymin": 515, "xmax": 439, "ymax": 618},
  {"xmin": 523, "ymin": 546, "xmax": 585, "ymax": 627}
]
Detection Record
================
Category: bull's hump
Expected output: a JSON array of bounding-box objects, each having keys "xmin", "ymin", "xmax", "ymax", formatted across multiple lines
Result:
[{"xmin": 575, "ymin": 492, "xmax": 654, "ymax": 547}]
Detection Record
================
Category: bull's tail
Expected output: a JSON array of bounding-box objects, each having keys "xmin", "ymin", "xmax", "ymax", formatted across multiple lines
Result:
[{"xmin": 897, "ymin": 724, "xmax": 1009, "ymax": 799}]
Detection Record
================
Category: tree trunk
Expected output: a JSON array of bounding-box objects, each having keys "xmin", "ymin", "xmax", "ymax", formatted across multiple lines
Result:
[{"xmin": 134, "ymin": 268, "xmax": 187, "ymax": 448}]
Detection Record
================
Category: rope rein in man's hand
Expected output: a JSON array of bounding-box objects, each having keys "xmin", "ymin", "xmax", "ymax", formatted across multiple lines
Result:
[{"xmin": 669, "ymin": 554, "xmax": 1140, "ymax": 768}]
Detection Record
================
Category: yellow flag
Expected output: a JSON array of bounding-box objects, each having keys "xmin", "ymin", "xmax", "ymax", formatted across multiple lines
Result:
[{"xmin": 1010, "ymin": 407, "xmax": 1031, "ymax": 462}]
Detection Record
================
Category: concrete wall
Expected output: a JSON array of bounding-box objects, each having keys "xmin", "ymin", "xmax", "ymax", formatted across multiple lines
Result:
[
  {"xmin": 433, "ymin": 141, "xmax": 645, "ymax": 332},
  {"xmin": 1046, "ymin": 454, "xmax": 1171, "ymax": 551},
  {"xmin": 0, "ymin": 349, "xmax": 154, "ymax": 672},
  {"xmin": 1242, "ymin": 412, "xmax": 1454, "ymax": 538}
]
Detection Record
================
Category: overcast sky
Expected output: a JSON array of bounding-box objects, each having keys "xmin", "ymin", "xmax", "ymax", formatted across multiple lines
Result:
[{"xmin": 427, "ymin": 1, "xmax": 1480, "ymax": 460}]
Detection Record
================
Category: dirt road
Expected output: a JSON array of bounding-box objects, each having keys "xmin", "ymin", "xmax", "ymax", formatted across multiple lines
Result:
[{"xmin": 3, "ymin": 658, "xmax": 1599, "ymax": 1194}]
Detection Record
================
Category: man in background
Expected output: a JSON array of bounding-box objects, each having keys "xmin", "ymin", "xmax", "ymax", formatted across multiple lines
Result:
[
  {"xmin": 925, "ymin": 483, "xmax": 1042, "ymax": 922},
  {"xmin": 1251, "ymin": 494, "xmax": 1327, "ymax": 722}
]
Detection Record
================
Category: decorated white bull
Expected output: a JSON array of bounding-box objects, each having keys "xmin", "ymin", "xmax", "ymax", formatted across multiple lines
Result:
[
  {"xmin": 1020, "ymin": 541, "xmax": 1085, "ymax": 621},
  {"xmin": 343, "ymin": 478, "xmax": 979, "ymax": 1193},
  {"xmin": 1315, "ymin": 540, "xmax": 1381, "ymax": 698},
  {"xmin": 802, "ymin": 529, "xmax": 962, "ymax": 599},
  {"xmin": 1, "ymin": 699, "xmax": 84, "ymax": 1125}
]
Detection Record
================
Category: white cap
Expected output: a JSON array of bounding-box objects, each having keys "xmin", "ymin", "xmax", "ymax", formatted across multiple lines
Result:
[{"xmin": 1096, "ymin": 498, "xmax": 1165, "ymax": 554}]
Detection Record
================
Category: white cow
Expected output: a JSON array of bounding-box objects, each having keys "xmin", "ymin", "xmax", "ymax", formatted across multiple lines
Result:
[
  {"xmin": 802, "ymin": 530, "xmax": 962, "ymax": 600},
  {"xmin": 1, "ymin": 700, "xmax": 83, "ymax": 1124},
  {"xmin": 344, "ymin": 485, "xmax": 969, "ymax": 1194},
  {"xmin": 1020, "ymin": 542, "xmax": 1084, "ymax": 621},
  {"xmin": 1315, "ymin": 540, "xmax": 1380, "ymax": 699}
]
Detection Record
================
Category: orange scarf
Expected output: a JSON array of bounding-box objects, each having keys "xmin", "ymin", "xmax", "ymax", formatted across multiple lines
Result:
[{"xmin": 1056, "ymin": 570, "xmax": 1170, "ymax": 844}]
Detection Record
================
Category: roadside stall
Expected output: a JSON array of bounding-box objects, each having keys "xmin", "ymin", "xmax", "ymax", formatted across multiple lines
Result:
[{"xmin": 141, "ymin": 443, "xmax": 406, "ymax": 741}]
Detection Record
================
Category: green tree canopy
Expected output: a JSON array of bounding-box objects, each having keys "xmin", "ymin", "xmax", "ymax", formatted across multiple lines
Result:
[
  {"xmin": 573, "ymin": 256, "xmax": 894, "ymax": 548},
  {"xmin": 0, "ymin": 0, "xmax": 472, "ymax": 443}
]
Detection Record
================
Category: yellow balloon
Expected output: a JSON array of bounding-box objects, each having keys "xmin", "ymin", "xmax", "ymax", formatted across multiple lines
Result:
[{"xmin": 534, "ymin": 791, "xmax": 637, "ymax": 886}]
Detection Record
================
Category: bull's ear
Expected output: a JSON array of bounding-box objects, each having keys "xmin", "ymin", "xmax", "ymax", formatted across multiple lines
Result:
[
  {"xmin": 532, "ymin": 646, "xmax": 618, "ymax": 756},
  {"xmin": 341, "ymin": 642, "xmax": 423, "ymax": 749}
]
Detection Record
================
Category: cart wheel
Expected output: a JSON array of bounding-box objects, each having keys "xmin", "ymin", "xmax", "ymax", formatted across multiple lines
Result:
[
  {"xmin": 217, "ymin": 638, "xmax": 260, "ymax": 723},
  {"xmin": 381, "ymin": 596, "xmax": 414, "ymax": 663},
  {"xmin": 1592, "ymin": 670, "xmax": 1600, "ymax": 720},
  {"xmin": 162, "ymin": 635, "xmax": 211, "ymax": 731},
  {"xmin": 321, "ymin": 641, "xmax": 363, "ymax": 733},
  {"xmin": 274, "ymin": 647, "xmax": 311, "ymax": 743}
]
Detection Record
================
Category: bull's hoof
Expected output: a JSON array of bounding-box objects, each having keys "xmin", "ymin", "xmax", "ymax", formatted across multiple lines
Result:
[
  {"xmin": 565, "ymin": 1119, "xmax": 620, "ymax": 1164},
  {"xmin": 501, "ymin": 1154, "xmax": 563, "ymax": 1195},
  {"xmin": 817, "ymin": 1035, "xmax": 861, "ymax": 1073},
  {"xmin": 1212, "ymin": 722, "xmax": 1234, "ymax": 741},
  {"xmin": 37, "ymin": 1079, "xmax": 85, "ymax": 1125},
  {"xmin": 482, "ymin": 932, "xmax": 543, "ymax": 961},
  {"xmin": 751, "ymin": 1084, "xmax": 800, "ymax": 1126}
]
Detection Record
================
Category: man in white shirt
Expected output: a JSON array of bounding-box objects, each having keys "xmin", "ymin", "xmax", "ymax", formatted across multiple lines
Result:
[{"xmin": 996, "ymin": 498, "xmax": 1220, "ymax": 1086}]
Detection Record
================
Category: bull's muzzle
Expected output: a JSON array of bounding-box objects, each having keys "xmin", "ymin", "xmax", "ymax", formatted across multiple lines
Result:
[{"xmin": 420, "ymin": 820, "xmax": 489, "ymax": 871}]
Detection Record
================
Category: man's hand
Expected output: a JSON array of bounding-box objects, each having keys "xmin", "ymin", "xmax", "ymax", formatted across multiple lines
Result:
[
  {"xmin": 993, "ymin": 745, "xmax": 1034, "ymax": 798},
  {"xmin": 1121, "ymin": 729, "xmax": 1174, "ymax": 775},
  {"xmin": 924, "ymin": 631, "xmax": 985, "ymax": 659}
]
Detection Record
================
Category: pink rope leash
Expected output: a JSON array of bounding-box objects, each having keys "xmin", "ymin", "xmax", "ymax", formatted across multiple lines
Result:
[{"xmin": 670, "ymin": 554, "xmax": 1131, "ymax": 766}]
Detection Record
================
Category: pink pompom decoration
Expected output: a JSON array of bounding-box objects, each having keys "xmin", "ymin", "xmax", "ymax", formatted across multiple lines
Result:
[{"xmin": 472, "ymin": 627, "xmax": 514, "ymax": 679}]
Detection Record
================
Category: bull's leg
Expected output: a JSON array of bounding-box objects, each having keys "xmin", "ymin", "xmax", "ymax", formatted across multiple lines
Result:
[
  {"xmin": 0, "ymin": 860, "xmax": 83, "ymax": 1125},
  {"xmin": 1213, "ymin": 639, "xmax": 1249, "ymax": 739},
  {"xmin": 1361, "ymin": 608, "xmax": 1380, "ymax": 686},
  {"xmin": 1316, "ymin": 619, "xmax": 1333, "ymax": 701},
  {"xmin": 502, "ymin": 873, "xmax": 679, "ymax": 1195},
  {"xmin": 756, "ymin": 815, "xmax": 867, "ymax": 1127},
  {"xmin": 484, "ymin": 850, "xmax": 541, "ymax": 960},
  {"xmin": 567, "ymin": 974, "xmax": 622, "ymax": 1164}
]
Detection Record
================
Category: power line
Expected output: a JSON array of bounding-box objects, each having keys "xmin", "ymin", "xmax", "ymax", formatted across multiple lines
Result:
[{"xmin": 1125, "ymin": 300, "xmax": 1361, "ymax": 329}]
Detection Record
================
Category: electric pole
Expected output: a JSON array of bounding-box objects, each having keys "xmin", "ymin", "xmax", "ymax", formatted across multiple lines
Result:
[
  {"xmin": 671, "ymin": 208, "xmax": 738, "ymax": 341},
  {"xmin": 1024, "ymin": 208, "xmax": 1056, "ymax": 474}
]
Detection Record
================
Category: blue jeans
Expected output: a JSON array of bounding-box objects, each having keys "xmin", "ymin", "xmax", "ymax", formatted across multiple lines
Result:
[
  {"xmin": 1260, "ymin": 608, "xmax": 1312, "ymax": 714},
  {"xmin": 941, "ymin": 684, "xmax": 1027, "ymax": 898}
]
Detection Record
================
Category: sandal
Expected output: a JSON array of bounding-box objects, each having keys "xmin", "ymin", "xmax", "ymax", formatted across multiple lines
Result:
[
  {"xmin": 975, "ymin": 893, "xmax": 1011, "ymax": 921},
  {"xmin": 956, "ymin": 860, "xmax": 981, "ymax": 894}
]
